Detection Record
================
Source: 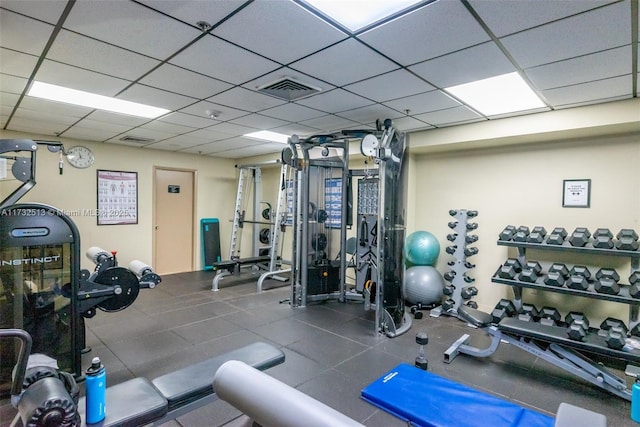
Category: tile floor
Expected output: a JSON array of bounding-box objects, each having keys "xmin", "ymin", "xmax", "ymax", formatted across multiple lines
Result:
[{"xmin": 2, "ymin": 270, "xmax": 635, "ymax": 426}]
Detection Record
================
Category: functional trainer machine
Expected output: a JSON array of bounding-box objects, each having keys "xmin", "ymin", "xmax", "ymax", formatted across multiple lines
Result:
[{"xmin": 283, "ymin": 119, "xmax": 411, "ymax": 337}]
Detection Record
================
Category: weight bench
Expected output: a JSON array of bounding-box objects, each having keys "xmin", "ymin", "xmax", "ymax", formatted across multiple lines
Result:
[
  {"xmin": 75, "ymin": 342, "xmax": 284, "ymax": 426},
  {"xmin": 212, "ymin": 256, "xmax": 273, "ymax": 291},
  {"xmin": 445, "ymin": 305, "xmax": 636, "ymax": 401}
]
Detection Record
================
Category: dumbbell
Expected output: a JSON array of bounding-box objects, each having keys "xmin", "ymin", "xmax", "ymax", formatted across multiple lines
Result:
[
  {"xmin": 491, "ymin": 299, "xmax": 516, "ymax": 323},
  {"xmin": 615, "ymin": 229, "xmax": 639, "ymax": 251},
  {"xmin": 443, "ymin": 285, "xmax": 455, "ymax": 296},
  {"xmin": 447, "ymin": 221, "xmax": 458, "ymax": 230},
  {"xmin": 599, "ymin": 318, "xmax": 628, "ymax": 350},
  {"xmin": 463, "ymin": 275, "xmax": 475, "ymax": 283},
  {"xmin": 465, "ymin": 235, "xmax": 479, "ymax": 244},
  {"xmin": 446, "ymin": 233, "xmax": 458, "ymax": 242},
  {"xmin": 445, "ymin": 245, "xmax": 457, "ymax": 255},
  {"xmin": 565, "ymin": 312, "xmax": 590, "ymax": 341},
  {"xmin": 465, "ymin": 300, "xmax": 478, "ymax": 309},
  {"xmin": 629, "ymin": 271, "xmax": 640, "ymax": 298},
  {"xmin": 593, "ymin": 228, "xmax": 614, "ymax": 249},
  {"xmin": 539, "ymin": 306, "xmax": 561, "ymax": 326},
  {"xmin": 594, "ymin": 268, "xmax": 621, "ymax": 295},
  {"xmin": 545, "ymin": 263, "xmax": 569, "ymax": 287},
  {"xmin": 548, "ymin": 263, "xmax": 569, "ymax": 278},
  {"xmin": 461, "ymin": 286, "xmax": 478, "ymax": 300},
  {"xmin": 527, "ymin": 226, "xmax": 547, "ymax": 243},
  {"xmin": 442, "ymin": 298, "xmax": 456, "ymax": 312},
  {"xmin": 513, "ymin": 226, "xmax": 530, "ymax": 242},
  {"xmin": 567, "ymin": 274, "xmax": 589, "ymax": 291},
  {"xmin": 568, "ymin": 227, "xmax": 591, "ymax": 247},
  {"xmin": 466, "ymin": 210, "xmax": 478, "ymax": 218},
  {"xmin": 517, "ymin": 303, "xmax": 539, "ymax": 322},
  {"xmin": 464, "ymin": 247, "xmax": 478, "ymax": 257},
  {"xmin": 443, "ymin": 271, "xmax": 456, "ymax": 282},
  {"xmin": 466, "ymin": 223, "xmax": 478, "ymax": 231},
  {"xmin": 569, "ymin": 265, "xmax": 591, "ymax": 280},
  {"xmin": 546, "ymin": 227, "xmax": 568, "ymax": 245},
  {"xmin": 448, "ymin": 210, "xmax": 458, "ymax": 217},
  {"xmin": 497, "ymin": 259, "xmax": 522, "ymax": 280},
  {"xmin": 499, "ymin": 225, "xmax": 516, "ymax": 241},
  {"xmin": 519, "ymin": 261, "xmax": 542, "ymax": 283},
  {"xmin": 415, "ymin": 332, "xmax": 429, "ymax": 370}
]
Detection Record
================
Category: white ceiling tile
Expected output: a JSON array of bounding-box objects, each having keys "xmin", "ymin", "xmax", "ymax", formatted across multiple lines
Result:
[
  {"xmin": 6, "ymin": 117, "xmax": 67, "ymax": 136},
  {"xmin": 359, "ymin": 0, "xmax": 490, "ymax": 65},
  {"xmin": 36, "ymin": 60, "xmax": 131, "ymax": 95},
  {"xmin": 180, "ymin": 140, "xmax": 233, "ymax": 155},
  {"xmin": 290, "ymin": 38, "xmax": 398, "ymax": 86},
  {"xmin": 409, "ymin": 42, "xmax": 516, "ymax": 88},
  {"xmin": 1, "ymin": 0, "xmax": 68, "ymax": 25},
  {"xmin": 183, "ymin": 126, "xmax": 235, "ymax": 142},
  {"xmin": 118, "ymin": 84, "xmax": 196, "ymax": 110},
  {"xmin": 526, "ymin": 46, "xmax": 631, "ymax": 90},
  {"xmin": 501, "ymin": 1, "xmax": 631, "ymax": 68},
  {"xmin": 0, "ymin": 74, "xmax": 28, "ymax": 95},
  {"xmin": 0, "ymin": 48, "xmax": 39, "ymax": 78},
  {"xmin": 336, "ymin": 104, "xmax": 404, "ymax": 124},
  {"xmin": 62, "ymin": 122, "xmax": 132, "ymax": 142},
  {"xmin": 213, "ymin": 143, "xmax": 283, "ymax": 159},
  {"xmin": 0, "ymin": 10, "xmax": 53, "ymax": 55},
  {"xmin": 159, "ymin": 112, "xmax": 215, "ymax": 129},
  {"xmin": 344, "ymin": 69, "xmax": 434, "ymax": 102},
  {"xmin": 260, "ymin": 103, "xmax": 326, "ymax": 122},
  {"xmin": 229, "ymin": 114, "xmax": 289, "ymax": 130},
  {"xmin": 381, "ymin": 90, "xmax": 460, "ymax": 115},
  {"xmin": 64, "ymin": 0, "xmax": 200, "ymax": 59},
  {"xmin": 299, "ymin": 115, "xmax": 362, "ymax": 132},
  {"xmin": 139, "ymin": 64, "xmax": 232, "ymax": 99},
  {"xmin": 67, "ymin": 118, "xmax": 134, "ymax": 134},
  {"xmin": 179, "ymin": 100, "xmax": 249, "ymax": 121},
  {"xmin": 215, "ymin": 1, "xmax": 347, "ymax": 64},
  {"xmin": 143, "ymin": 135, "xmax": 208, "ymax": 150},
  {"xmin": 392, "ymin": 116, "xmax": 434, "ymax": 132},
  {"xmin": 414, "ymin": 106, "xmax": 483, "ymax": 126},
  {"xmin": 269, "ymin": 123, "xmax": 325, "ymax": 137},
  {"xmin": 469, "ymin": 0, "xmax": 616, "ymax": 37},
  {"xmin": 137, "ymin": 120, "xmax": 195, "ymax": 135},
  {"xmin": 84, "ymin": 110, "xmax": 150, "ymax": 127},
  {"xmin": 208, "ymin": 87, "xmax": 286, "ymax": 113},
  {"xmin": 114, "ymin": 127, "xmax": 176, "ymax": 143},
  {"xmin": 0, "ymin": 91, "xmax": 21, "ymax": 107},
  {"xmin": 207, "ymin": 122, "xmax": 257, "ymax": 137},
  {"xmin": 139, "ymin": 0, "xmax": 245, "ymax": 26},
  {"xmin": 295, "ymin": 89, "xmax": 374, "ymax": 113},
  {"xmin": 542, "ymin": 75, "xmax": 632, "ymax": 107},
  {"xmin": 47, "ymin": 30, "xmax": 161, "ymax": 81},
  {"xmin": 13, "ymin": 106, "xmax": 81, "ymax": 126},
  {"xmin": 169, "ymin": 35, "xmax": 280, "ymax": 84}
]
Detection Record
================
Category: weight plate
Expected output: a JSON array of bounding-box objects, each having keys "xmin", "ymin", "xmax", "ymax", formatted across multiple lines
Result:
[{"xmin": 95, "ymin": 267, "xmax": 140, "ymax": 312}]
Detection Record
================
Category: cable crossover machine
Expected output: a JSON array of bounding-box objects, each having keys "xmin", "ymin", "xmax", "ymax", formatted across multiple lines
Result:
[{"xmin": 282, "ymin": 118, "xmax": 411, "ymax": 337}]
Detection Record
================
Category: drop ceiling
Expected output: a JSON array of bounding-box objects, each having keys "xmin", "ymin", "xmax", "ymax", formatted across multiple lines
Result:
[{"xmin": 0, "ymin": 0, "xmax": 637, "ymax": 159}]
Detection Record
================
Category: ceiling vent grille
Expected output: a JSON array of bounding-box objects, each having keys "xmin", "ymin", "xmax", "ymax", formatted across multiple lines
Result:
[
  {"xmin": 257, "ymin": 77, "xmax": 321, "ymax": 101},
  {"xmin": 119, "ymin": 135, "xmax": 155, "ymax": 144}
]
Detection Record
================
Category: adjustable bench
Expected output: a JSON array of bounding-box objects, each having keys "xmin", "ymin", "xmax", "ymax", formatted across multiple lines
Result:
[
  {"xmin": 445, "ymin": 305, "xmax": 636, "ymax": 401},
  {"xmin": 77, "ymin": 342, "xmax": 284, "ymax": 426},
  {"xmin": 212, "ymin": 256, "xmax": 273, "ymax": 291}
]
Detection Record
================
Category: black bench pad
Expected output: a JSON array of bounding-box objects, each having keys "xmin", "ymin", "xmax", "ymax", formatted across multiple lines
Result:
[
  {"xmin": 458, "ymin": 305, "xmax": 493, "ymax": 328},
  {"xmin": 499, "ymin": 317, "xmax": 640, "ymax": 362},
  {"xmin": 152, "ymin": 341, "xmax": 284, "ymax": 410},
  {"xmin": 78, "ymin": 377, "xmax": 167, "ymax": 427},
  {"xmin": 213, "ymin": 256, "xmax": 272, "ymax": 272}
]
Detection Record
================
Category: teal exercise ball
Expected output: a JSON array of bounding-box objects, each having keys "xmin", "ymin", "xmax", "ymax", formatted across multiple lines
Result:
[
  {"xmin": 403, "ymin": 266, "xmax": 444, "ymax": 305},
  {"xmin": 404, "ymin": 231, "xmax": 440, "ymax": 266}
]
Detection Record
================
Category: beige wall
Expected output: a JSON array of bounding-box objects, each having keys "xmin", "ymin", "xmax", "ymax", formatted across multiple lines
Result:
[
  {"xmin": 408, "ymin": 131, "xmax": 640, "ymax": 325},
  {"xmin": 1, "ymin": 129, "xmax": 238, "ymax": 272}
]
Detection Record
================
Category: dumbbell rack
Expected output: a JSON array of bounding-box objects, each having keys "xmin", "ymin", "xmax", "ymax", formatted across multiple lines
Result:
[
  {"xmin": 431, "ymin": 209, "xmax": 478, "ymax": 318},
  {"xmin": 493, "ymin": 226, "xmax": 640, "ymax": 345}
]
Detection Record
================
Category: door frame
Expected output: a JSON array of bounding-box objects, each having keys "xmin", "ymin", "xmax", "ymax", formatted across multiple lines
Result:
[{"xmin": 152, "ymin": 166, "xmax": 198, "ymax": 272}]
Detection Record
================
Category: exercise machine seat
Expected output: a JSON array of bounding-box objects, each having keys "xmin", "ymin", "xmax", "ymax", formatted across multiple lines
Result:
[
  {"xmin": 78, "ymin": 378, "xmax": 167, "ymax": 427},
  {"xmin": 152, "ymin": 342, "xmax": 284, "ymax": 410},
  {"xmin": 457, "ymin": 305, "xmax": 493, "ymax": 327}
]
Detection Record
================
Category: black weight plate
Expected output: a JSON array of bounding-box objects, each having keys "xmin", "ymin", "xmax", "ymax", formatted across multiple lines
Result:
[{"xmin": 95, "ymin": 267, "xmax": 140, "ymax": 312}]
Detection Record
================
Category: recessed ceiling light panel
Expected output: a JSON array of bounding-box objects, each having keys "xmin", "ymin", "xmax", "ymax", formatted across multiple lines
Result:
[
  {"xmin": 244, "ymin": 130, "xmax": 290, "ymax": 144},
  {"xmin": 444, "ymin": 72, "xmax": 546, "ymax": 117},
  {"xmin": 27, "ymin": 81, "xmax": 170, "ymax": 119},
  {"xmin": 304, "ymin": 0, "xmax": 424, "ymax": 31}
]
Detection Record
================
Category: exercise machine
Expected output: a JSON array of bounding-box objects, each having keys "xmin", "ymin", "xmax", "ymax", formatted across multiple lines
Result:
[
  {"xmin": 445, "ymin": 304, "xmax": 638, "ymax": 401},
  {"xmin": 2, "ymin": 328, "xmax": 284, "ymax": 426},
  {"xmin": 283, "ymin": 119, "xmax": 411, "ymax": 337},
  {"xmin": 212, "ymin": 161, "xmax": 291, "ymax": 292},
  {"xmin": 0, "ymin": 138, "xmax": 160, "ymax": 394}
]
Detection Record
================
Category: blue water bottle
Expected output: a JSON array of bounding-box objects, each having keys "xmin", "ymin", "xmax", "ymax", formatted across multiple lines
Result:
[
  {"xmin": 85, "ymin": 357, "xmax": 106, "ymax": 424},
  {"xmin": 628, "ymin": 365, "xmax": 640, "ymax": 423}
]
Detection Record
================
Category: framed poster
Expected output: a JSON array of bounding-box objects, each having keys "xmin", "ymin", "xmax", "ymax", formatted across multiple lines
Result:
[
  {"xmin": 97, "ymin": 170, "xmax": 138, "ymax": 225},
  {"xmin": 324, "ymin": 177, "xmax": 342, "ymax": 228},
  {"xmin": 563, "ymin": 179, "xmax": 591, "ymax": 208}
]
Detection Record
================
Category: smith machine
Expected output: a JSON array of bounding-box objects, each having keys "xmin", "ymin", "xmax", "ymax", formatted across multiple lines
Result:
[{"xmin": 282, "ymin": 119, "xmax": 411, "ymax": 337}]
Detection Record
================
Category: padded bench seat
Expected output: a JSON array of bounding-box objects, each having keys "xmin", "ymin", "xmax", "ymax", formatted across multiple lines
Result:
[
  {"xmin": 499, "ymin": 317, "xmax": 640, "ymax": 363},
  {"xmin": 78, "ymin": 342, "xmax": 284, "ymax": 426},
  {"xmin": 213, "ymin": 256, "xmax": 272, "ymax": 273},
  {"xmin": 152, "ymin": 342, "xmax": 284, "ymax": 410}
]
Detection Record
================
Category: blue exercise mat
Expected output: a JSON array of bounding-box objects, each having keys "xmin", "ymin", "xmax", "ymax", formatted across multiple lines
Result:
[{"xmin": 361, "ymin": 364, "xmax": 554, "ymax": 427}]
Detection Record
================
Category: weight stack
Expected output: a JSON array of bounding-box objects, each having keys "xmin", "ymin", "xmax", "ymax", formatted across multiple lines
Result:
[{"xmin": 431, "ymin": 209, "xmax": 479, "ymax": 318}]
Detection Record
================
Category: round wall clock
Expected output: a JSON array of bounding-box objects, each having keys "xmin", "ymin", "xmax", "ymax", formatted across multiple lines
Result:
[{"xmin": 66, "ymin": 146, "xmax": 95, "ymax": 169}]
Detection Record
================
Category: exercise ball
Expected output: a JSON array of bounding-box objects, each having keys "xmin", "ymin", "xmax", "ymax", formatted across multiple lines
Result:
[
  {"xmin": 403, "ymin": 266, "xmax": 444, "ymax": 305},
  {"xmin": 404, "ymin": 231, "xmax": 440, "ymax": 266}
]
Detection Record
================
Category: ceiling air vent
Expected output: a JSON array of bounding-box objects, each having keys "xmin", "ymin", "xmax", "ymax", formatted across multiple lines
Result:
[
  {"xmin": 257, "ymin": 77, "xmax": 321, "ymax": 101},
  {"xmin": 119, "ymin": 135, "xmax": 155, "ymax": 144}
]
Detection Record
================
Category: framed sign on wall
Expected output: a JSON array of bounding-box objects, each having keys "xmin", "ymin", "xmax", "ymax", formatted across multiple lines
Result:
[
  {"xmin": 97, "ymin": 170, "xmax": 138, "ymax": 225},
  {"xmin": 562, "ymin": 179, "xmax": 591, "ymax": 208}
]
